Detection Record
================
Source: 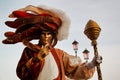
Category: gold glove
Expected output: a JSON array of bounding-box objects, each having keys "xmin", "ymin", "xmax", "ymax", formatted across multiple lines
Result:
[{"xmin": 37, "ymin": 44, "xmax": 50, "ymax": 60}]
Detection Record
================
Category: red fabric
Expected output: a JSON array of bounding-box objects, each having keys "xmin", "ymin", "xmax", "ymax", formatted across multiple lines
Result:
[
  {"xmin": 4, "ymin": 31, "xmax": 15, "ymax": 37},
  {"xmin": 16, "ymin": 47, "xmax": 45, "ymax": 80},
  {"xmin": 5, "ymin": 11, "xmax": 52, "ymax": 28},
  {"xmin": 45, "ymin": 22, "xmax": 58, "ymax": 30},
  {"xmin": 16, "ymin": 47, "xmax": 65, "ymax": 80},
  {"xmin": 12, "ymin": 11, "xmax": 51, "ymax": 18},
  {"xmin": 51, "ymin": 48, "xmax": 62, "ymax": 80},
  {"xmin": 12, "ymin": 11, "xmax": 34, "ymax": 18},
  {"xmin": 5, "ymin": 21, "xmax": 19, "ymax": 28}
]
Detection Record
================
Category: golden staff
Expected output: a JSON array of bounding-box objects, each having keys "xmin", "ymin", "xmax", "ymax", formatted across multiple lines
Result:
[{"xmin": 84, "ymin": 19, "xmax": 102, "ymax": 80}]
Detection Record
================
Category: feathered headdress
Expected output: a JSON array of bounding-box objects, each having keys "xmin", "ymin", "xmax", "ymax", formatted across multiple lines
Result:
[{"xmin": 2, "ymin": 5, "xmax": 71, "ymax": 44}]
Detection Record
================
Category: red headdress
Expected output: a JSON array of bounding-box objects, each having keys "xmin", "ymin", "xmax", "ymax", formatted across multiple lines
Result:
[{"xmin": 2, "ymin": 5, "xmax": 71, "ymax": 44}]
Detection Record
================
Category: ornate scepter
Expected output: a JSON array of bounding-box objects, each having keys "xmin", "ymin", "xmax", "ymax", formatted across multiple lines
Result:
[{"xmin": 84, "ymin": 19, "xmax": 102, "ymax": 80}]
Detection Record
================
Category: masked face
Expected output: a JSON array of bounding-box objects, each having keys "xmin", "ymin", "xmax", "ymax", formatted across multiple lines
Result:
[{"xmin": 40, "ymin": 31, "xmax": 53, "ymax": 46}]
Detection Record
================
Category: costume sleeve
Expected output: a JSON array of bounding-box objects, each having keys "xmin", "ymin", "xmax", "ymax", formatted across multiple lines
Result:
[
  {"xmin": 16, "ymin": 47, "xmax": 43, "ymax": 80},
  {"xmin": 62, "ymin": 51, "xmax": 95, "ymax": 79}
]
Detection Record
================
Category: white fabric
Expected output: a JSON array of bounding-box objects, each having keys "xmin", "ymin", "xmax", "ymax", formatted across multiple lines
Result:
[{"xmin": 37, "ymin": 52, "xmax": 59, "ymax": 80}]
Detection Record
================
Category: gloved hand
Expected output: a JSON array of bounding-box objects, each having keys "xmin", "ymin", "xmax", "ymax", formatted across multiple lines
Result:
[
  {"xmin": 86, "ymin": 55, "xmax": 102, "ymax": 69},
  {"xmin": 92, "ymin": 55, "xmax": 102, "ymax": 65}
]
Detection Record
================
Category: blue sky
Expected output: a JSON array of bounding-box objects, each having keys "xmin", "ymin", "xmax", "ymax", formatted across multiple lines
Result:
[{"xmin": 0, "ymin": 0, "xmax": 120, "ymax": 80}]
